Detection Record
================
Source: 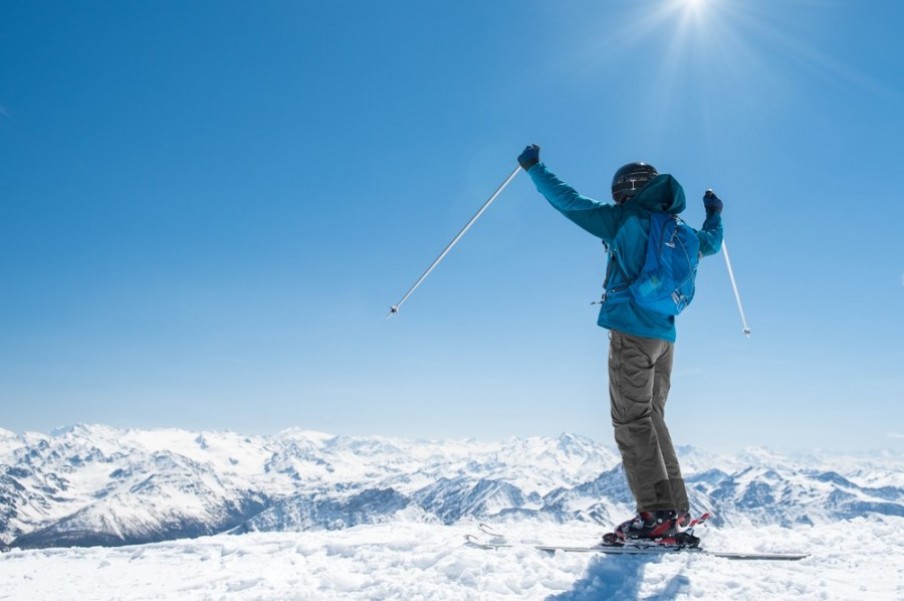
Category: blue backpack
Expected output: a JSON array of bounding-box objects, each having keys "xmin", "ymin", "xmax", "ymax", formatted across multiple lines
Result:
[{"xmin": 628, "ymin": 212, "xmax": 701, "ymax": 315}]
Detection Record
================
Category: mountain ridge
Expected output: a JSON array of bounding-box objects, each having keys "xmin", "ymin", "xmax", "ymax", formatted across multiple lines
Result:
[{"xmin": 1, "ymin": 424, "xmax": 901, "ymax": 549}]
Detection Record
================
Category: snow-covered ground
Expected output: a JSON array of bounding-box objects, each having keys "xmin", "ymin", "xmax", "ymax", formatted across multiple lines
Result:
[
  {"xmin": 2, "ymin": 517, "xmax": 902, "ymax": 601},
  {"xmin": 3, "ymin": 427, "xmax": 903, "ymax": 598}
]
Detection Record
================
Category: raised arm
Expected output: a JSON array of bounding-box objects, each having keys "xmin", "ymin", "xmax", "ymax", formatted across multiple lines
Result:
[{"xmin": 518, "ymin": 145, "xmax": 621, "ymax": 243}]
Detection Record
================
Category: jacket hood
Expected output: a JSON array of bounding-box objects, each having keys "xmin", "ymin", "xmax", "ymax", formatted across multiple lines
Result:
[{"xmin": 628, "ymin": 174, "xmax": 686, "ymax": 214}]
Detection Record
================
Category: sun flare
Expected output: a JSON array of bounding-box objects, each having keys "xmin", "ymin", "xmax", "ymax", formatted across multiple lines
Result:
[
  {"xmin": 575, "ymin": 0, "xmax": 878, "ymax": 147},
  {"xmin": 679, "ymin": 0, "xmax": 709, "ymax": 19}
]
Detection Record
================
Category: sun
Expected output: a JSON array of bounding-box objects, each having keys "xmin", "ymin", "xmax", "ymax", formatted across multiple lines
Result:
[
  {"xmin": 680, "ymin": 0, "xmax": 709, "ymax": 18},
  {"xmin": 579, "ymin": 0, "xmax": 867, "ymax": 133}
]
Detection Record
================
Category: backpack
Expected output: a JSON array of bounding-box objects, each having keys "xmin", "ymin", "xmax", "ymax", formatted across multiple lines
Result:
[
  {"xmin": 630, "ymin": 212, "xmax": 700, "ymax": 315},
  {"xmin": 602, "ymin": 212, "xmax": 701, "ymax": 316}
]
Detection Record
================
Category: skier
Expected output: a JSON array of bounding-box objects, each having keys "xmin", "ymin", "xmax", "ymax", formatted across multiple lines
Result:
[{"xmin": 517, "ymin": 144, "xmax": 723, "ymax": 542}]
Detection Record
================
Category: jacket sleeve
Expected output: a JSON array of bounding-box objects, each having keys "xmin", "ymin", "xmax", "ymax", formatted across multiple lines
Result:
[
  {"xmin": 696, "ymin": 211, "xmax": 723, "ymax": 257},
  {"xmin": 528, "ymin": 163, "xmax": 621, "ymax": 244}
]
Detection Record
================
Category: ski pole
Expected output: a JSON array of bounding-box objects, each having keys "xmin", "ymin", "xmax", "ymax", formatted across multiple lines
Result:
[
  {"xmin": 387, "ymin": 165, "xmax": 522, "ymax": 319},
  {"xmin": 721, "ymin": 240, "xmax": 751, "ymax": 337}
]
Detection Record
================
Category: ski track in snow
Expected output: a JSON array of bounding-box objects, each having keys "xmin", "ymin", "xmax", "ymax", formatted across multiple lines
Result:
[{"xmin": 1, "ymin": 518, "xmax": 902, "ymax": 601}]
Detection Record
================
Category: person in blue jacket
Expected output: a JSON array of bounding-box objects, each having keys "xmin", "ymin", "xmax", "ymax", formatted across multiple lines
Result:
[{"xmin": 517, "ymin": 144, "xmax": 723, "ymax": 541}]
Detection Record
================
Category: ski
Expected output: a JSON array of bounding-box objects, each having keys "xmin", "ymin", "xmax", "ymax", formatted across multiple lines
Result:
[
  {"xmin": 466, "ymin": 534, "xmax": 808, "ymax": 561},
  {"xmin": 478, "ymin": 522, "xmax": 505, "ymax": 538},
  {"xmin": 466, "ymin": 519, "xmax": 809, "ymax": 561},
  {"xmin": 537, "ymin": 542, "xmax": 809, "ymax": 561}
]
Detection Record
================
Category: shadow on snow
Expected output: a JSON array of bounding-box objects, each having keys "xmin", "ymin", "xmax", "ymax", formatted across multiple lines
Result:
[{"xmin": 546, "ymin": 554, "xmax": 690, "ymax": 601}]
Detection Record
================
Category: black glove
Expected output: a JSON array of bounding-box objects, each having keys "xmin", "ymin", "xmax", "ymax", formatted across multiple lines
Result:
[
  {"xmin": 703, "ymin": 189, "xmax": 723, "ymax": 214},
  {"xmin": 518, "ymin": 144, "xmax": 540, "ymax": 171}
]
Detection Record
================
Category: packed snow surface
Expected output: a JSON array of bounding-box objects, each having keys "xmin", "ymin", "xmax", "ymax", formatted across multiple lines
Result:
[{"xmin": 2, "ymin": 518, "xmax": 903, "ymax": 600}]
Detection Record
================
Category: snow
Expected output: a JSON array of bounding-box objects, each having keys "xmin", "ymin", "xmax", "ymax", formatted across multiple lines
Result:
[
  {"xmin": 2, "ymin": 518, "xmax": 902, "ymax": 600},
  {"xmin": 0, "ymin": 428, "xmax": 23, "ymax": 458},
  {"xmin": 3, "ymin": 425, "xmax": 904, "ymax": 598}
]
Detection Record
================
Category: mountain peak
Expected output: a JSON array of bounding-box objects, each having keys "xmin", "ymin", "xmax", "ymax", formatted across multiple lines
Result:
[
  {"xmin": 275, "ymin": 429, "xmax": 337, "ymax": 445},
  {"xmin": 2, "ymin": 425, "xmax": 902, "ymax": 549}
]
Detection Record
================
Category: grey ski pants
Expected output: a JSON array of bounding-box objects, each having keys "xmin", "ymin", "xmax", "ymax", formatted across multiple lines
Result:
[{"xmin": 608, "ymin": 330, "xmax": 689, "ymax": 513}]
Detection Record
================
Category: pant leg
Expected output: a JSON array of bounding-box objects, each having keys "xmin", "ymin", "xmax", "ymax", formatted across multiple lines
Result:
[
  {"xmin": 650, "ymin": 343, "xmax": 689, "ymax": 512},
  {"xmin": 608, "ymin": 331, "xmax": 675, "ymax": 512}
]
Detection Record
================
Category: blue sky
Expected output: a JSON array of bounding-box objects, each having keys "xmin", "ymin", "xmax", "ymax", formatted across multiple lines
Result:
[{"xmin": 1, "ymin": 0, "xmax": 902, "ymax": 452}]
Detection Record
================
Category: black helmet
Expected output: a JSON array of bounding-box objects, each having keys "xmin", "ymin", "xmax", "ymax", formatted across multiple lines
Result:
[{"xmin": 611, "ymin": 162, "xmax": 658, "ymax": 204}]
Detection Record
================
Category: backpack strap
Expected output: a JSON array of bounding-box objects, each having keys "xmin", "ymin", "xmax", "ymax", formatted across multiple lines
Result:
[
  {"xmin": 594, "ymin": 209, "xmax": 670, "ymax": 305},
  {"xmin": 594, "ymin": 240, "xmax": 629, "ymax": 305}
]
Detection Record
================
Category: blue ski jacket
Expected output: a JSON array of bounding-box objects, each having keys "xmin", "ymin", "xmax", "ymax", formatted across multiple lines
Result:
[{"xmin": 527, "ymin": 163, "xmax": 723, "ymax": 342}]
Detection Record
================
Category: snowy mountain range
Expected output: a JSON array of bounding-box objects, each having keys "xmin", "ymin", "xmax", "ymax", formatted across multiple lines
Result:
[{"xmin": 1, "ymin": 425, "xmax": 902, "ymax": 550}]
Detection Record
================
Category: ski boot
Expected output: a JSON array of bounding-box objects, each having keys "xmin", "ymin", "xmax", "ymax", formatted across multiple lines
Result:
[
  {"xmin": 601, "ymin": 510, "xmax": 707, "ymax": 548},
  {"xmin": 601, "ymin": 510, "xmax": 679, "ymax": 546}
]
